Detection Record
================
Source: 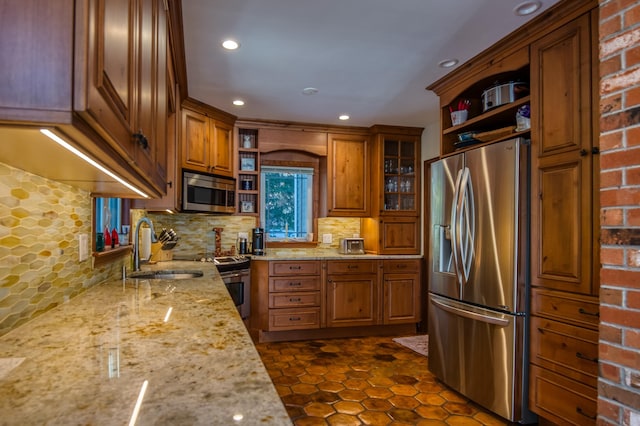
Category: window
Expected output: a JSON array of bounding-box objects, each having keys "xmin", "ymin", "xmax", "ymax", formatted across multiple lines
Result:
[
  {"xmin": 260, "ymin": 166, "xmax": 313, "ymax": 241},
  {"xmin": 93, "ymin": 197, "xmax": 131, "ymax": 252},
  {"xmin": 95, "ymin": 198, "xmax": 123, "ymax": 235}
]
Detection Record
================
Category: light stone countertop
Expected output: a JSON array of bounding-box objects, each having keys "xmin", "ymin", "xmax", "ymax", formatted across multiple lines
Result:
[
  {"xmin": 249, "ymin": 248, "xmax": 424, "ymax": 261},
  {"xmin": 0, "ymin": 261, "xmax": 291, "ymax": 426}
]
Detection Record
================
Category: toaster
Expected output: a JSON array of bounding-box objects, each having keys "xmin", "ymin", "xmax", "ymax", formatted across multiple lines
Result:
[{"xmin": 339, "ymin": 238, "xmax": 365, "ymax": 255}]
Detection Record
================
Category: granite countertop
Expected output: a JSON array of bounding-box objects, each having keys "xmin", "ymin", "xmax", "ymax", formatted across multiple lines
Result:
[
  {"xmin": 249, "ymin": 248, "xmax": 423, "ymax": 261},
  {"xmin": 0, "ymin": 261, "xmax": 291, "ymax": 426}
]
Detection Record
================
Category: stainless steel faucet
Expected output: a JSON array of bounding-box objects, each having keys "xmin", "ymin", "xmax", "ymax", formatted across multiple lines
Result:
[{"xmin": 133, "ymin": 217, "xmax": 158, "ymax": 271}]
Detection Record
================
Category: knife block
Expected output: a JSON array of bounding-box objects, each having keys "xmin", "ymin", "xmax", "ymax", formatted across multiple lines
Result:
[{"xmin": 149, "ymin": 242, "xmax": 174, "ymax": 262}]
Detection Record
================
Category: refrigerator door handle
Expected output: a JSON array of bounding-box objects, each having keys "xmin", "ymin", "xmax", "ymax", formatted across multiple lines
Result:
[
  {"xmin": 460, "ymin": 167, "xmax": 476, "ymax": 283},
  {"xmin": 450, "ymin": 169, "xmax": 464, "ymax": 290},
  {"xmin": 431, "ymin": 295, "xmax": 510, "ymax": 327},
  {"xmin": 454, "ymin": 167, "xmax": 475, "ymax": 287}
]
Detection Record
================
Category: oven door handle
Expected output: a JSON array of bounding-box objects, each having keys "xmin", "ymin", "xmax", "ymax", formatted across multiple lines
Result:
[{"xmin": 219, "ymin": 270, "xmax": 249, "ymax": 280}]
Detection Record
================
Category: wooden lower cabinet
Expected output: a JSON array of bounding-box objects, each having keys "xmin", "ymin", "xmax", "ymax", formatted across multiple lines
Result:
[
  {"xmin": 266, "ymin": 260, "xmax": 321, "ymax": 331},
  {"xmin": 529, "ymin": 365, "xmax": 598, "ymax": 425},
  {"xmin": 326, "ymin": 260, "xmax": 379, "ymax": 327},
  {"xmin": 529, "ymin": 288, "xmax": 599, "ymax": 425},
  {"xmin": 250, "ymin": 258, "xmax": 422, "ymax": 341},
  {"xmin": 382, "ymin": 259, "xmax": 421, "ymax": 324}
]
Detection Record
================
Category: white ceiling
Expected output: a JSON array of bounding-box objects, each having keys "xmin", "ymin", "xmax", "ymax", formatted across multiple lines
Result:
[{"xmin": 181, "ymin": 0, "xmax": 561, "ymax": 129}]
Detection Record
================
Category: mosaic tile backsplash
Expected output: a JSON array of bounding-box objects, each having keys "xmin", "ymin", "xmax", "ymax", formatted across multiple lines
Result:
[
  {"xmin": 0, "ymin": 159, "xmax": 364, "ymax": 337},
  {"xmin": 139, "ymin": 210, "xmax": 362, "ymax": 258},
  {"xmin": 0, "ymin": 163, "xmax": 123, "ymax": 337}
]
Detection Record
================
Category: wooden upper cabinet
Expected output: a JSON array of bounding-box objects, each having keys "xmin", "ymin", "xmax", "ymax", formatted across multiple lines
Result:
[
  {"xmin": 181, "ymin": 108, "xmax": 209, "ymax": 171},
  {"xmin": 211, "ymin": 120, "xmax": 233, "ymax": 175},
  {"xmin": 83, "ymin": 0, "xmax": 135, "ymax": 159},
  {"xmin": 134, "ymin": 0, "xmax": 169, "ymax": 191},
  {"xmin": 530, "ymin": 12, "xmax": 597, "ymax": 296},
  {"xmin": 0, "ymin": 0, "xmax": 172, "ymax": 198},
  {"xmin": 180, "ymin": 103, "xmax": 235, "ymax": 177},
  {"xmin": 327, "ymin": 133, "xmax": 370, "ymax": 217},
  {"xmin": 85, "ymin": 0, "xmax": 168, "ymax": 180},
  {"xmin": 362, "ymin": 126, "xmax": 422, "ymax": 255},
  {"xmin": 531, "ymin": 14, "xmax": 592, "ymax": 158}
]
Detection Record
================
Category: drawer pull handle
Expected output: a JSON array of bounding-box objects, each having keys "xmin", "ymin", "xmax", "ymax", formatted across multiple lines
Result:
[
  {"xmin": 290, "ymin": 298, "xmax": 301, "ymax": 302},
  {"xmin": 576, "ymin": 352, "xmax": 598, "ymax": 363},
  {"xmin": 289, "ymin": 266, "xmax": 302, "ymax": 270},
  {"xmin": 289, "ymin": 317, "xmax": 301, "ymax": 321},
  {"xmin": 578, "ymin": 308, "xmax": 599, "ymax": 317},
  {"xmin": 347, "ymin": 265, "xmax": 358, "ymax": 269},
  {"xmin": 289, "ymin": 282, "xmax": 302, "ymax": 286},
  {"xmin": 576, "ymin": 407, "xmax": 596, "ymax": 420}
]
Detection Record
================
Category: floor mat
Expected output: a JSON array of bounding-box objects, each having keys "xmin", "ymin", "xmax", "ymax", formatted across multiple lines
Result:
[{"xmin": 393, "ymin": 334, "xmax": 428, "ymax": 357}]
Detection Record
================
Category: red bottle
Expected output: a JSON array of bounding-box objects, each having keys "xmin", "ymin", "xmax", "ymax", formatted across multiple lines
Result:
[
  {"xmin": 104, "ymin": 227, "xmax": 112, "ymax": 248},
  {"xmin": 111, "ymin": 228, "xmax": 119, "ymax": 247}
]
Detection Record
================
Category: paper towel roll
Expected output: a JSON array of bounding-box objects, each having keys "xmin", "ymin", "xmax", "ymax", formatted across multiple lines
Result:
[{"xmin": 140, "ymin": 228, "xmax": 152, "ymax": 260}]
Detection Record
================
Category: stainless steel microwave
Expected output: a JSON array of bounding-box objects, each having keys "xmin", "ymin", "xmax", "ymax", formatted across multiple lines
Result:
[{"xmin": 182, "ymin": 170, "xmax": 236, "ymax": 214}]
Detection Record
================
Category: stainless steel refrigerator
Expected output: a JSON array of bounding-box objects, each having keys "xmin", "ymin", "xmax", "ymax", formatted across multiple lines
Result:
[{"xmin": 428, "ymin": 137, "xmax": 536, "ymax": 423}]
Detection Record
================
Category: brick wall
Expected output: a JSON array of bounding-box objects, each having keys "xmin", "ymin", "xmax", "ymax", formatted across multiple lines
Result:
[{"xmin": 599, "ymin": 1, "xmax": 640, "ymax": 424}]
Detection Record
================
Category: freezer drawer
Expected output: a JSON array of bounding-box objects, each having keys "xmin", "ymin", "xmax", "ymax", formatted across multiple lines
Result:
[{"xmin": 428, "ymin": 294, "xmax": 534, "ymax": 423}]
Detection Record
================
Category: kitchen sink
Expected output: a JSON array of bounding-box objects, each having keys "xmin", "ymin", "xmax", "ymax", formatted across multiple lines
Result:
[{"xmin": 128, "ymin": 270, "xmax": 204, "ymax": 280}]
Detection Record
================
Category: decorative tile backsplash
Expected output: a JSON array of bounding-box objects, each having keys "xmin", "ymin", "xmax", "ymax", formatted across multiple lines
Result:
[
  {"xmin": 0, "ymin": 159, "xmax": 364, "ymax": 336},
  {"xmin": 138, "ymin": 210, "xmax": 361, "ymax": 258},
  {"xmin": 0, "ymin": 162, "xmax": 122, "ymax": 336}
]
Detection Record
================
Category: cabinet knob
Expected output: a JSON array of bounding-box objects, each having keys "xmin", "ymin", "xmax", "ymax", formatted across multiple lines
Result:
[
  {"xmin": 575, "ymin": 352, "xmax": 598, "ymax": 363},
  {"xmin": 576, "ymin": 407, "xmax": 596, "ymax": 420},
  {"xmin": 133, "ymin": 131, "xmax": 148, "ymax": 150},
  {"xmin": 578, "ymin": 307, "xmax": 599, "ymax": 317},
  {"xmin": 579, "ymin": 149, "xmax": 588, "ymax": 157},
  {"xmin": 592, "ymin": 146, "xmax": 600, "ymax": 155}
]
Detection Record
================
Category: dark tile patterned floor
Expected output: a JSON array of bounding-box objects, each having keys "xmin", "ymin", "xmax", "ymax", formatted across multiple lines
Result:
[{"xmin": 255, "ymin": 336, "xmax": 508, "ymax": 426}]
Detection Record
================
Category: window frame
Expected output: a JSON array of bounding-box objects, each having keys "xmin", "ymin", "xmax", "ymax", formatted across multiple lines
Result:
[{"xmin": 260, "ymin": 153, "xmax": 320, "ymax": 247}]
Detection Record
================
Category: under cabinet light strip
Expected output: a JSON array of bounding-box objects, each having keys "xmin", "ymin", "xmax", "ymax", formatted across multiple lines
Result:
[{"xmin": 40, "ymin": 129, "xmax": 150, "ymax": 198}]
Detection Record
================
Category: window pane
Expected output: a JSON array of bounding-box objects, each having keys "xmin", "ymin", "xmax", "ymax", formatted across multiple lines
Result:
[
  {"xmin": 260, "ymin": 166, "xmax": 313, "ymax": 240},
  {"xmin": 95, "ymin": 197, "xmax": 122, "ymax": 233}
]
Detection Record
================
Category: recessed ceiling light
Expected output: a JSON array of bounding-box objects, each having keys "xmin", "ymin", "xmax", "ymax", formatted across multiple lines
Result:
[
  {"xmin": 338, "ymin": 115, "xmax": 350, "ymax": 121},
  {"xmin": 302, "ymin": 87, "xmax": 319, "ymax": 95},
  {"xmin": 222, "ymin": 39, "xmax": 240, "ymax": 50},
  {"xmin": 438, "ymin": 59, "xmax": 459, "ymax": 68},
  {"xmin": 233, "ymin": 99, "xmax": 245, "ymax": 106},
  {"xmin": 514, "ymin": 1, "xmax": 542, "ymax": 16}
]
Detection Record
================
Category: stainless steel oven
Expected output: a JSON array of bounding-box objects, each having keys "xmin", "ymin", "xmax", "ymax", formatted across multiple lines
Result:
[
  {"xmin": 219, "ymin": 268, "xmax": 250, "ymax": 319},
  {"xmin": 214, "ymin": 257, "xmax": 251, "ymax": 320}
]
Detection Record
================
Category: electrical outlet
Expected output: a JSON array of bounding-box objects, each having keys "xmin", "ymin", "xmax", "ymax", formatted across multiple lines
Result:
[
  {"xmin": 78, "ymin": 233, "xmax": 89, "ymax": 262},
  {"xmin": 322, "ymin": 233, "xmax": 332, "ymax": 244}
]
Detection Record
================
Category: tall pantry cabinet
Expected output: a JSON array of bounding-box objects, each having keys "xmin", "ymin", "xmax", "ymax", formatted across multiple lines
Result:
[
  {"xmin": 528, "ymin": 8, "xmax": 600, "ymax": 425},
  {"xmin": 427, "ymin": 1, "xmax": 599, "ymax": 424}
]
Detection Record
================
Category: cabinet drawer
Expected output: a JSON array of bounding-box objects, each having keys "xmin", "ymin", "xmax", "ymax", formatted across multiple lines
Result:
[
  {"xmin": 383, "ymin": 259, "xmax": 420, "ymax": 273},
  {"xmin": 268, "ymin": 308, "xmax": 321, "ymax": 330},
  {"xmin": 530, "ymin": 316, "xmax": 598, "ymax": 387},
  {"xmin": 531, "ymin": 289, "xmax": 599, "ymax": 329},
  {"xmin": 269, "ymin": 292, "xmax": 320, "ymax": 308},
  {"xmin": 269, "ymin": 276, "xmax": 321, "ymax": 292},
  {"xmin": 529, "ymin": 365, "xmax": 597, "ymax": 425},
  {"xmin": 327, "ymin": 260, "xmax": 377, "ymax": 274},
  {"xmin": 269, "ymin": 260, "xmax": 321, "ymax": 276}
]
